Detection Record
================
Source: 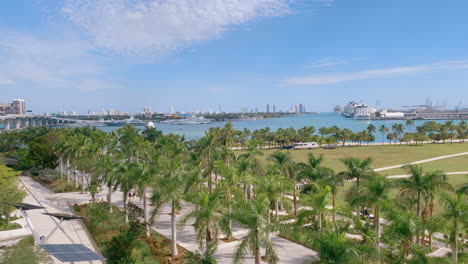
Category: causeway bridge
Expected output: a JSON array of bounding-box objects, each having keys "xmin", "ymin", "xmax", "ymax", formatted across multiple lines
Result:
[{"xmin": 0, "ymin": 115, "xmax": 80, "ymax": 131}]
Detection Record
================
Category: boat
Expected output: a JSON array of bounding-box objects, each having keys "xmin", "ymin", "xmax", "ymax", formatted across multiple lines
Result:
[
  {"xmin": 104, "ymin": 116, "xmax": 145, "ymax": 126},
  {"xmin": 163, "ymin": 116, "xmax": 212, "ymax": 125}
]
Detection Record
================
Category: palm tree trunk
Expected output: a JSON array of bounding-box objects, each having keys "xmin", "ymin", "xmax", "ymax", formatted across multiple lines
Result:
[
  {"xmin": 144, "ymin": 190, "xmax": 149, "ymax": 237},
  {"xmin": 318, "ymin": 212, "xmax": 322, "ymax": 232},
  {"xmin": 255, "ymin": 245, "xmax": 261, "ymax": 264},
  {"xmin": 59, "ymin": 156, "xmax": 63, "ymax": 178},
  {"xmin": 81, "ymin": 172, "xmax": 85, "ymax": 194},
  {"xmin": 171, "ymin": 200, "xmax": 178, "ymax": 257},
  {"xmin": 429, "ymin": 198, "xmax": 434, "ymax": 248},
  {"xmin": 266, "ymin": 209, "xmax": 271, "ymax": 242},
  {"xmin": 74, "ymin": 169, "xmax": 78, "ymax": 188},
  {"xmin": 416, "ymin": 191, "xmax": 421, "ymax": 245},
  {"xmin": 452, "ymin": 236, "xmax": 458, "ymax": 264},
  {"xmin": 293, "ymin": 182, "xmax": 298, "ymax": 216},
  {"xmin": 107, "ymin": 184, "xmax": 113, "ymax": 214},
  {"xmin": 66, "ymin": 158, "xmax": 70, "ymax": 183},
  {"xmin": 206, "ymin": 228, "xmax": 211, "ymax": 252},
  {"xmin": 124, "ymin": 193, "xmax": 128, "ymax": 223},
  {"xmin": 275, "ymin": 200, "xmax": 279, "ymax": 220},
  {"xmin": 356, "ymin": 177, "xmax": 360, "ymax": 218},
  {"xmin": 375, "ymin": 205, "xmax": 381, "ymax": 262},
  {"xmin": 332, "ymin": 192, "xmax": 336, "ymax": 224}
]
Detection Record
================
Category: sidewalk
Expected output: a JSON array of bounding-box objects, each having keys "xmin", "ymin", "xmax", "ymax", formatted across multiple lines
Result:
[
  {"xmin": 19, "ymin": 176, "xmax": 102, "ymax": 264},
  {"xmin": 48, "ymin": 186, "xmax": 318, "ymax": 264}
]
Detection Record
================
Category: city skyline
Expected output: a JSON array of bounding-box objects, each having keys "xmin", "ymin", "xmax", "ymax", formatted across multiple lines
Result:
[{"xmin": 1, "ymin": 0, "xmax": 468, "ymax": 113}]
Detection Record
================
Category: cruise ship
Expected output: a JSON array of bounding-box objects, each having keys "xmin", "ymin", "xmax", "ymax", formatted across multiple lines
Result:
[
  {"xmin": 163, "ymin": 116, "xmax": 212, "ymax": 125},
  {"xmin": 104, "ymin": 116, "xmax": 145, "ymax": 126}
]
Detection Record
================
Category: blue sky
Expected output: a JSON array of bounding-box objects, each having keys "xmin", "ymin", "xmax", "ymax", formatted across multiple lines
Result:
[{"xmin": 1, "ymin": 0, "xmax": 468, "ymax": 113}]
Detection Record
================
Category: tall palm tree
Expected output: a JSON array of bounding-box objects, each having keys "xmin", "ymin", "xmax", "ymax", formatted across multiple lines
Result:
[
  {"xmin": 379, "ymin": 125, "xmax": 389, "ymax": 142},
  {"xmin": 351, "ymin": 174, "xmax": 392, "ymax": 261},
  {"xmin": 308, "ymin": 230, "xmax": 372, "ymax": 264},
  {"xmin": 113, "ymin": 161, "xmax": 138, "ymax": 223},
  {"xmin": 320, "ymin": 171, "xmax": 343, "ymax": 224},
  {"xmin": 150, "ymin": 134, "xmax": 188, "ymax": 257},
  {"xmin": 439, "ymin": 192, "xmax": 467, "ymax": 264},
  {"xmin": 268, "ymin": 151, "xmax": 296, "ymax": 213},
  {"xmin": 367, "ymin": 124, "xmax": 376, "ymax": 136},
  {"xmin": 299, "ymin": 183, "xmax": 331, "ymax": 232},
  {"xmin": 223, "ymin": 195, "xmax": 279, "ymax": 264},
  {"xmin": 406, "ymin": 119, "xmax": 415, "ymax": 143},
  {"xmin": 397, "ymin": 165, "xmax": 452, "ymax": 245},
  {"xmin": 392, "ymin": 123, "xmax": 405, "ymax": 144},
  {"xmin": 341, "ymin": 157, "xmax": 373, "ymax": 218},
  {"xmin": 180, "ymin": 190, "xmax": 224, "ymax": 253}
]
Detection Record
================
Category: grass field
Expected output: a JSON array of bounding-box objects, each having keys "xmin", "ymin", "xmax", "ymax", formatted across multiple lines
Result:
[
  {"xmin": 333, "ymin": 174, "xmax": 467, "ymax": 215},
  {"xmin": 380, "ymin": 154, "xmax": 468, "ymax": 175},
  {"xmin": 246, "ymin": 143, "xmax": 468, "ymax": 173}
]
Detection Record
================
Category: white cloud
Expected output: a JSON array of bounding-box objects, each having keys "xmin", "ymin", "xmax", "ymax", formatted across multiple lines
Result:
[
  {"xmin": 0, "ymin": 32, "xmax": 119, "ymax": 91},
  {"xmin": 306, "ymin": 58, "xmax": 347, "ymax": 68},
  {"xmin": 62, "ymin": 0, "xmax": 292, "ymax": 59},
  {"xmin": 0, "ymin": 79, "xmax": 15, "ymax": 85},
  {"xmin": 284, "ymin": 60, "xmax": 468, "ymax": 86}
]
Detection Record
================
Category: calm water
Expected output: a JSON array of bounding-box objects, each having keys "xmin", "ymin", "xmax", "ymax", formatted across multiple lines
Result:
[
  {"xmin": 100, "ymin": 112, "xmax": 460, "ymax": 142},
  {"xmin": 1, "ymin": 113, "xmax": 461, "ymax": 142}
]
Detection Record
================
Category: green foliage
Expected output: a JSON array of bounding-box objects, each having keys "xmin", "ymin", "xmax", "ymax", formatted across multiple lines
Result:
[
  {"xmin": 0, "ymin": 164, "xmax": 27, "ymax": 220},
  {"xmin": 0, "ymin": 235, "xmax": 52, "ymax": 264}
]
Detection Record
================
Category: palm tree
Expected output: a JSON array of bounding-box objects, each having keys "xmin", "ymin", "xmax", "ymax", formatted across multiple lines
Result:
[
  {"xmin": 351, "ymin": 174, "xmax": 392, "ymax": 261},
  {"xmin": 392, "ymin": 123, "xmax": 405, "ymax": 144},
  {"xmin": 268, "ymin": 151, "xmax": 296, "ymax": 214},
  {"xmin": 181, "ymin": 190, "xmax": 224, "ymax": 253},
  {"xmin": 397, "ymin": 165, "xmax": 452, "ymax": 245},
  {"xmin": 150, "ymin": 134, "xmax": 188, "ymax": 257},
  {"xmin": 319, "ymin": 171, "xmax": 343, "ymax": 224},
  {"xmin": 223, "ymin": 195, "xmax": 279, "ymax": 264},
  {"xmin": 439, "ymin": 192, "xmax": 467, "ymax": 264},
  {"xmin": 341, "ymin": 157, "xmax": 373, "ymax": 218},
  {"xmin": 367, "ymin": 124, "xmax": 376, "ymax": 135},
  {"xmin": 113, "ymin": 161, "xmax": 138, "ymax": 223},
  {"xmin": 379, "ymin": 125, "xmax": 389, "ymax": 142},
  {"xmin": 299, "ymin": 183, "xmax": 331, "ymax": 232},
  {"xmin": 309, "ymin": 230, "xmax": 372, "ymax": 264},
  {"xmin": 406, "ymin": 119, "xmax": 415, "ymax": 143}
]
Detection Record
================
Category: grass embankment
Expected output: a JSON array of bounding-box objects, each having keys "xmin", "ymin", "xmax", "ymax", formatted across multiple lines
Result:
[
  {"xmin": 74, "ymin": 202, "xmax": 189, "ymax": 264},
  {"xmin": 250, "ymin": 143, "xmax": 468, "ymax": 172},
  {"xmin": 0, "ymin": 217, "xmax": 21, "ymax": 231},
  {"xmin": 0, "ymin": 235, "xmax": 51, "ymax": 263},
  {"xmin": 30, "ymin": 175, "xmax": 80, "ymax": 193}
]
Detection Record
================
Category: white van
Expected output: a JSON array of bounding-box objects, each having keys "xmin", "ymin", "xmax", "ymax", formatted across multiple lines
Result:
[{"xmin": 293, "ymin": 142, "xmax": 319, "ymax": 150}]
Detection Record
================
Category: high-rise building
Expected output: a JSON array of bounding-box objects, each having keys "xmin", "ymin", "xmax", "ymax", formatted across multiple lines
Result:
[
  {"xmin": 241, "ymin": 107, "xmax": 248, "ymax": 113},
  {"xmin": 144, "ymin": 106, "xmax": 152, "ymax": 118},
  {"xmin": 11, "ymin": 99, "xmax": 26, "ymax": 115},
  {"xmin": 266, "ymin": 104, "xmax": 270, "ymax": 113},
  {"xmin": 273, "ymin": 105, "xmax": 277, "ymax": 113},
  {"xmin": 0, "ymin": 103, "xmax": 12, "ymax": 116},
  {"xmin": 291, "ymin": 105, "xmax": 298, "ymax": 113},
  {"xmin": 299, "ymin": 104, "xmax": 305, "ymax": 113}
]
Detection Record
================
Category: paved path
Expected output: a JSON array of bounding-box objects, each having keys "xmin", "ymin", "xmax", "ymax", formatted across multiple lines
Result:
[
  {"xmin": 34, "ymin": 182, "xmax": 318, "ymax": 264},
  {"xmin": 374, "ymin": 151, "xmax": 468, "ymax": 172},
  {"xmin": 19, "ymin": 176, "xmax": 102, "ymax": 264}
]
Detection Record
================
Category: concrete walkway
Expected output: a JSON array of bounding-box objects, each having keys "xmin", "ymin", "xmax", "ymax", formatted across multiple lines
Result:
[
  {"xmin": 374, "ymin": 151, "xmax": 468, "ymax": 172},
  {"xmin": 28, "ymin": 180, "xmax": 317, "ymax": 264},
  {"xmin": 19, "ymin": 176, "xmax": 102, "ymax": 264}
]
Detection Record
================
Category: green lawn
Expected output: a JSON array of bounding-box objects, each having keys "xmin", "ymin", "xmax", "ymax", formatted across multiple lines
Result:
[
  {"xmin": 246, "ymin": 143, "xmax": 468, "ymax": 173},
  {"xmin": 334, "ymin": 173, "xmax": 467, "ymax": 215},
  {"xmin": 379, "ymin": 154, "xmax": 468, "ymax": 176}
]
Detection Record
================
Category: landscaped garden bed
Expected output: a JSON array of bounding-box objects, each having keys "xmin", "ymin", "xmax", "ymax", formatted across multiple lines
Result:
[{"xmin": 74, "ymin": 202, "xmax": 190, "ymax": 264}]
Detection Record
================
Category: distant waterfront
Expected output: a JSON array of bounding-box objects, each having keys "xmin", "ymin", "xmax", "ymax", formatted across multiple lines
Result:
[
  {"xmin": 98, "ymin": 112, "xmax": 462, "ymax": 141},
  {"xmin": 0, "ymin": 112, "xmax": 463, "ymax": 142}
]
